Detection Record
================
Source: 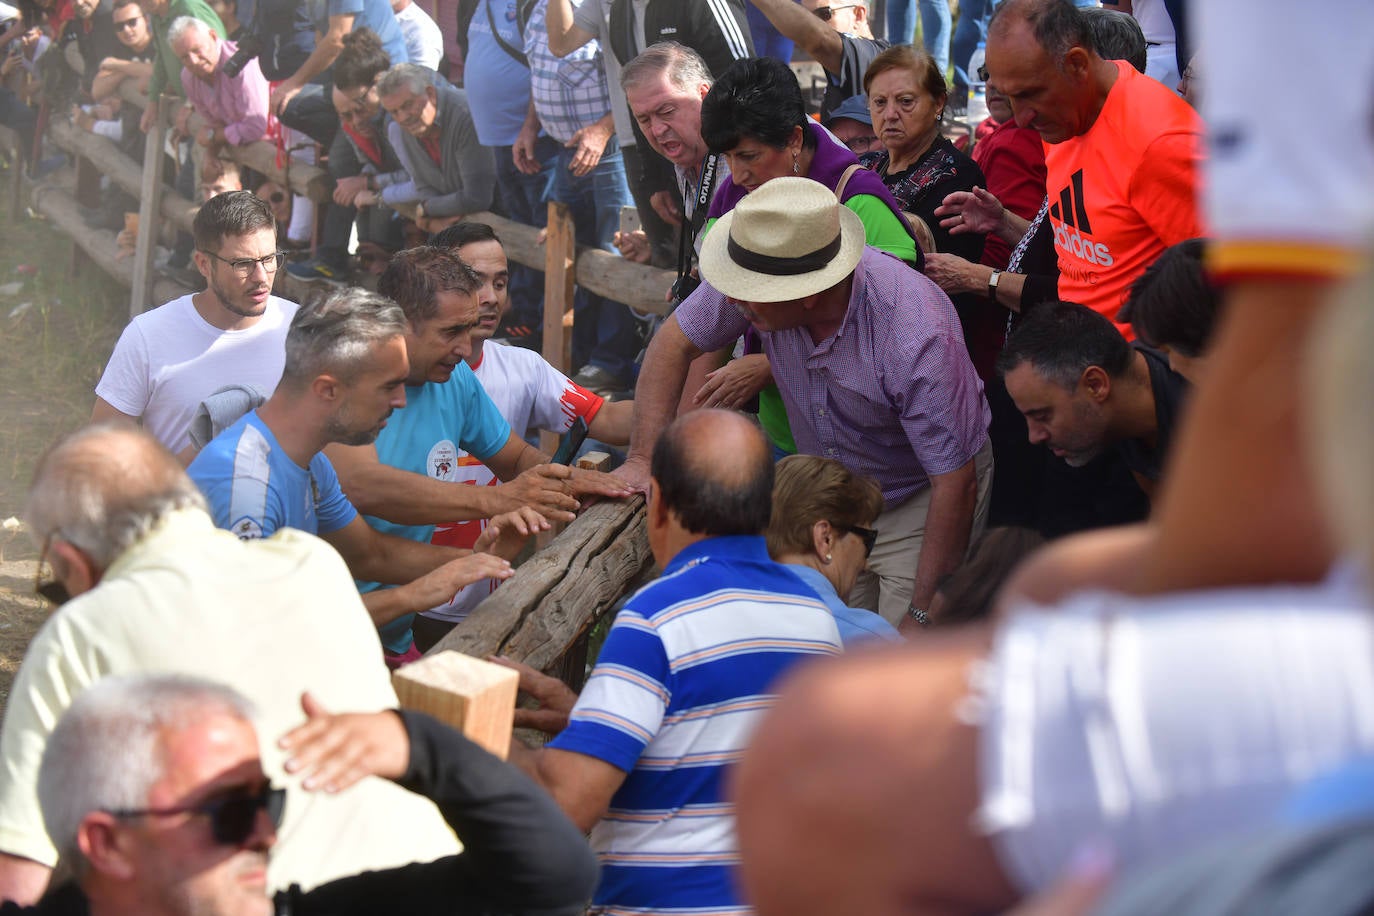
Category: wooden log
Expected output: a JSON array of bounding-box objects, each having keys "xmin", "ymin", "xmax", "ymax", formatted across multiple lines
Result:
[
  {"xmin": 575, "ymin": 451, "xmax": 612, "ymax": 472},
  {"xmin": 130, "ymin": 94, "xmax": 170, "ymax": 319},
  {"xmin": 31, "ymin": 177, "xmax": 193, "ymax": 304},
  {"xmin": 542, "ymin": 200, "xmax": 576, "ymax": 378},
  {"xmin": 430, "ymin": 496, "xmax": 653, "ymax": 673},
  {"xmin": 392, "ymin": 651, "xmax": 519, "ymax": 759},
  {"xmin": 117, "ymin": 82, "xmax": 333, "ymax": 204},
  {"xmin": 47, "ymin": 120, "xmax": 198, "ymax": 232}
]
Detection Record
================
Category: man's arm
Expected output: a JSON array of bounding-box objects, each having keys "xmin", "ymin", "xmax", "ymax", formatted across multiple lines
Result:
[
  {"xmin": 507, "ymin": 744, "xmax": 627, "ymax": 833},
  {"xmin": 617, "ymin": 315, "xmax": 704, "ymax": 492},
  {"xmin": 747, "ymin": 0, "xmax": 844, "ymax": 75},
  {"xmin": 687, "ymin": 0, "xmax": 753, "ymax": 76},
  {"xmin": 270, "ymin": 12, "xmax": 353, "ymax": 115},
  {"xmin": 543, "ymin": 0, "xmax": 596, "ymax": 58},
  {"xmin": 0, "ymin": 855, "xmax": 50, "ymax": 906},
  {"xmin": 90, "ymin": 396, "xmax": 139, "ymax": 425},
  {"xmin": 902, "ymin": 458, "xmax": 978, "ymax": 634},
  {"xmin": 587, "ymin": 399, "xmax": 633, "ymax": 446},
  {"xmin": 483, "ymin": 431, "xmax": 634, "ymax": 502}
]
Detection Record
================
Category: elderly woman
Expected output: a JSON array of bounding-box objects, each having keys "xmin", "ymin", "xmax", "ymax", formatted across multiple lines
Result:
[
  {"xmin": 692, "ymin": 56, "xmax": 922, "ymax": 455},
  {"xmin": 859, "ymin": 44, "xmax": 986, "ymax": 265},
  {"xmin": 766, "ymin": 456, "xmax": 901, "ymax": 646}
]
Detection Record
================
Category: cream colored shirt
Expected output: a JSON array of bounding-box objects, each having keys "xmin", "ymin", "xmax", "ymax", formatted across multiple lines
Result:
[{"xmin": 0, "ymin": 509, "xmax": 459, "ymax": 891}]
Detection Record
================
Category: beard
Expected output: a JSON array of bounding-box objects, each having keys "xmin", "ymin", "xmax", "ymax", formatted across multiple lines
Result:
[
  {"xmin": 324, "ymin": 409, "xmax": 387, "ymax": 447},
  {"xmin": 209, "ymin": 276, "xmax": 270, "ymax": 320}
]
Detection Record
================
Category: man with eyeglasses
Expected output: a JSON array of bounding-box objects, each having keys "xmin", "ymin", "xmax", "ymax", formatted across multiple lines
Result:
[
  {"xmin": 91, "ymin": 191, "xmax": 298, "ymax": 460},
  {"xmin": 0, "ymin": 423, "xmax": 466, "ymax": 906},
  {"xmin": 746, "ymin": 0, "xmax": 887, "ymax": 121},
  {"xmin": 11, "ymin": 672, "xmax": 597, "ymax": 916}
]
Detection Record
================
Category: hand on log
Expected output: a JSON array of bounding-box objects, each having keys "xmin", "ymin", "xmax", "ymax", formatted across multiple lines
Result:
[{"xmin": 490, "ymin": 656, "xmax": 578, "ymax": 736}]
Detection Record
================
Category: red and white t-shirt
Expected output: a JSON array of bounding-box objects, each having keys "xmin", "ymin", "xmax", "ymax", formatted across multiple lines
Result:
[{"xmin": 423, "ymin": 343, "xmax": 605, "ymax": 623}]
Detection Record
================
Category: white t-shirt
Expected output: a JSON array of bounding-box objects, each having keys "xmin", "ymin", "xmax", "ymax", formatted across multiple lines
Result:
[
  {"xmin": 423, "ymin": 342, "xmax": 605, "ymax": 622},
  {"xmin": 1128, "ymin": 0, "xmax": 1179, "ymax": 91},
  {"xmin": 1203, "ymin": 0, "xmax": 1374, "ymax": 280},
  {"xmin": 95, "ymin": 294, "xmax": 297, "ymax": 453},
  {"xmin": 395, "ymin": 1, "xmax": 444, "ymax": 70}
]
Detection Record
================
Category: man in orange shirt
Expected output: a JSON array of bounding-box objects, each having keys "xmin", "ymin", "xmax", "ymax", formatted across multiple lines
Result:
[{"xmin": 985, "ymin": 0, "xmax": 1202, "ymax": 334}]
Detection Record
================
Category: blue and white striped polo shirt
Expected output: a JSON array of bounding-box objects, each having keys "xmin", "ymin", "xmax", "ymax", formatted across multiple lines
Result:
[{"xmin": 549, "ymin": 535, "xmax": 843, "ymax": 915}]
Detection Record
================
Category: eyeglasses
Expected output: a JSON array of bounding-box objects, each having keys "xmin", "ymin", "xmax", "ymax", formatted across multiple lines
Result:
[
  {"xmin": 835, "ymin": 523, "xmax": 878, "ymax": 558},
  {"xmin": 842, "ymin": 134, "xmax": 878, "ymax": 153},
  {"xmin": 113, "ymin": 15, "xmax": 142, "ymax": 29},
  {"xmin": 33, "ymin": 531, "xmax": 71, "ymax": 606},
  {"xmin": 811, "ymin": 3, "xmax": 858, "ymax": 21},
  {"xmin": 199, "ymin": 249, "xmax": 284, "ymax": 278},
  {"xmin": 106, "ymin": 783, "xmax": 286, "ymax": 847}
]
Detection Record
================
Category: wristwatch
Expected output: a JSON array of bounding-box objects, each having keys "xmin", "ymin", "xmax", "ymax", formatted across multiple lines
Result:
[{"xmin": 987, "ymin": 269, "xmax": 1003, "ymax": 302}]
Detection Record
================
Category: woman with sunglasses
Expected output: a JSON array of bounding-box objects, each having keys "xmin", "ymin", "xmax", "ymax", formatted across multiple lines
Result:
[{"xmin": 766, "ymin": 456, "xmax": 901, "ymax": 645}]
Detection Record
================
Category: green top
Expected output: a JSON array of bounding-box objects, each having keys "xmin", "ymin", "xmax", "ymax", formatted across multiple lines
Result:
[
  {"xmin": 148, "ymin": 0, "xmax": 226, "ymax": 101},
  {"xmin": 703, "ymin": 193, "xmax": 919, "ymax": 456}
]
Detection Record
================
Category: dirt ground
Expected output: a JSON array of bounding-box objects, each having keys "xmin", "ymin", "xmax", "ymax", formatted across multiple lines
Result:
[{"xmin": 0, "ymin": 167, "xmax": 127, "ymax": 712}]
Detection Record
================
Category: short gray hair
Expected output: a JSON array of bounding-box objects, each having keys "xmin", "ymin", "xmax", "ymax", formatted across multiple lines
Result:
[
  {"xmin": 281, "ymin": 289, "xmax": 407, "ymax": 389},
  {"xmin": 167, "ymin": 14, "xmax": 213, "ymax": 48},
  {"xmin": 377, "ymin": 62, "xmax": 432, "ymax": 99},
  {"xmin": 24, "ymin": 422, "xmax": 208, "ymax": 571},
  {"xmin": 621, "ymin": 41, "xmax": 712, "ymax": 95},
  {"xmin": 38, "ymin": 674, "xmax": 256, "ymax": 876}
]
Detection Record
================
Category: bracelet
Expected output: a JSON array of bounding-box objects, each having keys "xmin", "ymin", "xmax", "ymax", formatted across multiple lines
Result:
[
  {"xmin": 907, "ymin": 605, "xmax": 930, "ymax": 626},
  {"xmin": 987, "ymin": 269, "xmax": 1003, "ymax": 302}
]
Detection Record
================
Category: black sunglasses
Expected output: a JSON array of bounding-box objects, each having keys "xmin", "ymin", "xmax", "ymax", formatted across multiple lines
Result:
[
  {"xmin": 107, "ymin": 783, "xmax": 286, "ymax": 846},
  {"xmin": 835, "ymin": 523, "xmax": 878, "ymax": 558},
  {"xmin": 811, "ymin": 3, "xmax": 858, "ymax": 21},
  {"xmin": 33, "ymin": 532, "xmax": 71, "ymax": 606}
]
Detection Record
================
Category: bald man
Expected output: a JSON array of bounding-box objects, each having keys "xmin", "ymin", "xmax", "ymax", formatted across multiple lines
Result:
[
  {"xmin": 0, "ymin": 422, "xmax": 459, "ymax": 905},
  {"xmin": 508, "ymin": 409, "xmax": 843, "ymax": 916}
]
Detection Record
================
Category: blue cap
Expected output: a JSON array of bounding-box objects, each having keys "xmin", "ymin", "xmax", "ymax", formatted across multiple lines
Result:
[{"xmin": 825, "ymin": 94, "xmax": 872, "ymax": 127}]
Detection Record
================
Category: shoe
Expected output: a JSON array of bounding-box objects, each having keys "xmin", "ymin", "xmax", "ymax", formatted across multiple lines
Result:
[
  {"xmin": 286, "ymin": 257, "xmax": 349, "ymax": 282},
  {"xmin": 495, "ymin": 316, "xmax": 542, "ymax": 350},
  {"xmin": 571, "ymin": 364, "xmax": 628, "ymax": 396}
]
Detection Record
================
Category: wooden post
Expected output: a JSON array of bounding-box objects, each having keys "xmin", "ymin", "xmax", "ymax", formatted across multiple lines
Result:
[
  {"xmin": 542, "ymin": 201, "xmax": 577, "ymax": 459},
  {"xmin": 392, "ymin": 651, "xmax": 520, "ymax": 759},
  {"xmin": 130, "ymin": 94, "xmax": 169, "ymax": 319}
]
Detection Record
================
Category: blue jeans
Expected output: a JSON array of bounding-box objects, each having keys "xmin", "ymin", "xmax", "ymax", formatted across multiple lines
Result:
[
  {"xmin": 492, "ymin": 134, "xmax": 559, "ymax": 326},
  {"xmin": 888, "ymin": 0, "xmax": 950, "ymax": 72},
  {"xmin": 951, "ymin": 0, "xmax": 994, "ymax": 98},
  {"xmin": 551, "ymin": 136, "xmax": 639, "ymax": 383},
  {"xmin": 747, "ymin": 2, "xmax": 795, "ymax": 63}
]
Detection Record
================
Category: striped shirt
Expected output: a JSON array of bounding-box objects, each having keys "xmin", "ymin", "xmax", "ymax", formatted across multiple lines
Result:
[
  {"xmin": 550, "ymin": 535, "xmax": 842, "ymax": 915},
  {"xmin": 525, "ymin": 0, "xmax": 612, "ymax": 144},
  {"xmin": 676, "ymin": 248, "xmax": 991, "ymax": 506}
]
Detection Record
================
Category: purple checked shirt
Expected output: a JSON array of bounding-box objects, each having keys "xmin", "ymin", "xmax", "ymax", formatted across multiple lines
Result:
[{"xmin": 676, "ymin": 248, "xmax": 990, "ymax": 506}]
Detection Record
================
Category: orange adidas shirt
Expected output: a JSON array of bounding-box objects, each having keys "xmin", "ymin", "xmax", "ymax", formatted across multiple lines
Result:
[{"xmin": 1044, "ymin": 61, "xmax": 1204, "ymax": 335}]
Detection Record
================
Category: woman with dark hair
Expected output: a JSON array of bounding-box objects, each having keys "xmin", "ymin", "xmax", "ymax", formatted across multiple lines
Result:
[
  {"xmin": 860, "ymin": 43, "xmax": 986, "ymax": 263},
  {"xmin": 766, "ymin": 456, "xmax": 901, "ymax": 646},
  {"xmin": 693, "ymin": 55, "xmax": 921, "ymax": 456}
]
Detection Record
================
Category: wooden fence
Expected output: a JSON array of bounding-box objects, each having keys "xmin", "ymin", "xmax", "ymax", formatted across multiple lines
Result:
[{"xmin": 21, "ymin": 82, "xmax": 670, "ymax": 684}]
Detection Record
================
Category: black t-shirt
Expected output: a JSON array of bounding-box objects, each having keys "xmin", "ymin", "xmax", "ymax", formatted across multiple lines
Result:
[{"xmin": 1116, "ymin": 344, "xmax": 1189, "ymax": 481}]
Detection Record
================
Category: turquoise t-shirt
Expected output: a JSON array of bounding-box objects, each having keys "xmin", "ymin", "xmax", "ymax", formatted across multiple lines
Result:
[{"xmin": 361, "ymin": 362, "xmax": 513, "ymax": 653}]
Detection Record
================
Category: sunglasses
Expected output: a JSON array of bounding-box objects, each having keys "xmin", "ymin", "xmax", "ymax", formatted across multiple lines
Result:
[
  {"xmin": 113, "ymin": 15, "xmax": 142, "ymax": 29},
  {"xmin": 835, "ymin": 523, "xmax": 878, "ymax": 558},
  {"xmin": 107, "ymin": 783, "xmax": 286, "ymax": 846},
  {"xmin": 811, "ymin": 3, "xmax": 858, "ymax": 21},
  {"xmin": 33, "ymin": 532, "xmax": 71, "ymax": 606}
]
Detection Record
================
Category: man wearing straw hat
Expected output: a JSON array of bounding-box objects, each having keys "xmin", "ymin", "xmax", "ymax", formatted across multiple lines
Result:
[{"xmin": 621, "ymin": 176, "xmax": 993, "ymax": 633}]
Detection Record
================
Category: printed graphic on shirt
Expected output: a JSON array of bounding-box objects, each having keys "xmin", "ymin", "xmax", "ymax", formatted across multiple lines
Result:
[
  {"xmin": 428, "ymin": 440, "xmax": 459, "ymax": 481},
  {"xmin": 1049, "ymin": 169, "xmax": 1115, "ymax": 269}
]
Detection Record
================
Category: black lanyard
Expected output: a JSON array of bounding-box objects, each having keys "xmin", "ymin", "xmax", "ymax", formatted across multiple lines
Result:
[{"xmin": 677, "ymin": 154, "xmax": 718, "ymax": 282}]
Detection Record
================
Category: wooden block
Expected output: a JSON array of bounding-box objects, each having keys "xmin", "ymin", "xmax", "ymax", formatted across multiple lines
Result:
[
  {"xmin": 392, "ymin": 651, "xmax": 519, "ymax": 759},
  {"xmin": 576, "ymin": 451, "xmax": 612, "ymax": 473}
]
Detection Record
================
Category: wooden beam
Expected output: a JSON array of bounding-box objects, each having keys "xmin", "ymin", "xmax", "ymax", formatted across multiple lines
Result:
[
  {"xmin": 47, "ymin": 120, "xmax": 198, "ymax": 232},
  {"xmin": 31, "ymin": 176, "xmax": 194, "ymax": 304},
  {"xmin": 130, "ymin": 94, "xmax": 170, "ymax": 319},
  {"xmin": 392, "ymin": 651, "xmax": 519, "ymax": 759},
  {"xmin": 542, "ymin": 201, "xmax": 576, "ymax": 379},
  {"xmin": 428, "ymin": 496, "xmax": 653, "ymax": 673}
]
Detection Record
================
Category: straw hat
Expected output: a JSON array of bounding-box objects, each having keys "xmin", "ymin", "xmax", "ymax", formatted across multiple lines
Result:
[{"xmin": 698, "ymin": 177, "xmax": 866, "ymax": 303}]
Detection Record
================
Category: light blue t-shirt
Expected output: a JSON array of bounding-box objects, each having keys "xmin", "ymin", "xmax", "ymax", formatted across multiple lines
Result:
[
  {"xmin": 362, "ymin": 362, "xmax": 513, "ymax": 653},
  {"xmin": 464, "ymin": 0, "xmax": 533, "ymax": 145},
  {"xmin": 327, "ymin": 0, "xmax": 410, "ymax": 67},
  {"xmin": 784, "ymin": 563, "xmax": 902, "ymax": 646},
  {"xmin": 188, "ymin": 409, "xmax": 358, "ymax": 539}
]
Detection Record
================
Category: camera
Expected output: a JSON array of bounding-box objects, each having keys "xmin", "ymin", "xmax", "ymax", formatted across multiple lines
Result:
[
  {"xmin": 669, "ymin": 273, "xmax": 700, "ymax": 310},
  {"xmin": 221, "ymin": 30, "xmax": 262, "ymax": 78}
]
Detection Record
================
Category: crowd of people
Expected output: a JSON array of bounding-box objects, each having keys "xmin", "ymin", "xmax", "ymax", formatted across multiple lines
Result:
[{"xmin": 2, "ymin": 0, "xmax": 1374, "ymax": 913}]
